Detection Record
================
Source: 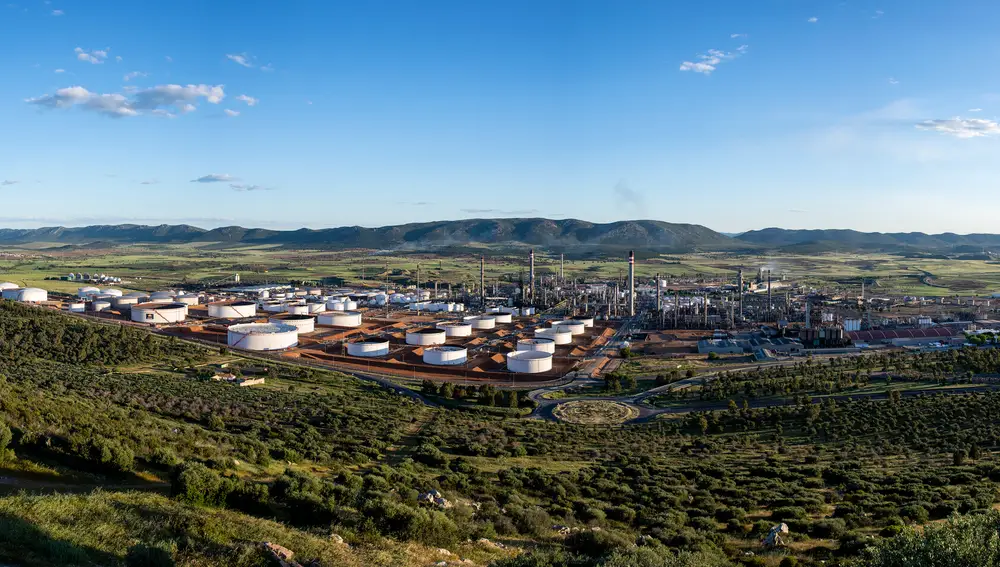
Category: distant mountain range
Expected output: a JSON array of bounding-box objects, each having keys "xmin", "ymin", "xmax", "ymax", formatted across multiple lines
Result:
[{"xmin": 1, "ymin": 220, "xmax": 998, "ymax": 255}]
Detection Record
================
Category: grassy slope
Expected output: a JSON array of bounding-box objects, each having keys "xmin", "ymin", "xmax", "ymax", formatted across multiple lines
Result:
[{"xmin": 0, "ymin": 490, "xmax": 511, "ymax": 567}]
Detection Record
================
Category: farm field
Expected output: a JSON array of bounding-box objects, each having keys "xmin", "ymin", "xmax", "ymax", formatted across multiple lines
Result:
[{"xmin": 5, "ymin": 244, "xmax": 1000, "ymax": 296}]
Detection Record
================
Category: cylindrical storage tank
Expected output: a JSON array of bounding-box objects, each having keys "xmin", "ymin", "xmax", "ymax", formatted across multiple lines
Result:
[
  {"xmin": 406, "ymin": 328, "xmax": 447, "ymax": 346},
  {"xmin": 535, "ymin": 327, "xmax": 572, "ymax": 345},
  {"xmin": 507, "ymin": 350, "xmax": 553, "ymax": 374},
  {"xmin": 269, "ymin": 314, "xmax": 315, "ymax": 334},
  {"xmin": 100, "ymin": 289, "xmax": 123, "ymax": 297},
  {"xmin": 67, "ymin": 302, "xmax": 86, "ymax": 313},
  {"xmin": 7, "ymin": 287, "xmax": 48, "ymax": 303},
  {"xmin": 571, "ymin": 316, "xmax": 595, "ymax": 328},
  {"xmin": 285, "ymin": 303, "xmax": 310, "ymax": 315},
  {"xmin": 0, "ymin": 282, "xmax": 18, "ymax": 291},
  {"xmin": 423, "ymin": 346, "xmax": 468, "ymax": 366},
  {"xmin": 307, "ymin": 288, "xmax": 322, "ymax": 296},
  {"xmin": 552, "ymin": 320, "xmax": 586, "ymax": 336},
  {"xmin": 78, "ymin": 286, "xmax": 100, "ymax": 298},
  {"xmin": 208, "ymin": 300, "xmax": 257, "ymax": 319},
  {"xmin": 346, "ymin": 338, "xmax": 391, "ymax": 357},
  {"xmin": 175, "ymin": 293, "xmax": 201, "ymax": 305},
  {"xmin": 317, "ymin": 311, "xmax": 363, "ymax": 327},
  {"xmin": 521, "ymin": 307, "xmax": 536, "ymax": 316},
  {"xmin": 437, "ymin": 322, "xmax": 473, "ymax": 337},
  {"xmin": 149, "ymin": 291, "xmax": 176, "ymax": 301},
  {"xmin": 131, "ymin": 302, "xmax": 187, "ymax": 324},
  {"xmin": 344, "ymin": 300, "xmax": 358, "ymax": 310},
  {"xmin": 91, "ymin": 300, "xmax": 111, "ymax": 312},
  {"xmin": 1, "ymin": 288, "xmax": 22, "ymax": 300},
  {"xmin": 494, "ymin": 312, "xmax": 513, "ymax": 324},
  {"xmin": 264, "ymin": 302, "xmax": 286, "ymax": 313},
  {"xmin": 306, "ymin": 302, "xmax": 326, "ymax": 313},
  {"xmin": 517, "ymin": 338, "xmax": 556, "ymax": 354},
  {"xmin": 111, "ymin": 296, "xmax": 140, "ymax": 309},
  {"xmin": 227, "ymin": 322, "xmax": 298, "ymax": 351},
  {"xmin": 326, "ymin": 300, "xmax": 346, "ymax": 311},
  {"xmin": 468, "ymin": 316, "xmax": 497, "ymax": 330}
]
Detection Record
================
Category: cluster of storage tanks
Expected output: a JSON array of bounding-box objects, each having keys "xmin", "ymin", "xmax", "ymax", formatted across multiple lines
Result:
[{"xmin": 0, "ymin": 283, "xmax": 48, "ymax": 303}]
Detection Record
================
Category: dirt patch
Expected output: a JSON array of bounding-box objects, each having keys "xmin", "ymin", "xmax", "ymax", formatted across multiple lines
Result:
[{"xmin": 552, "ymin": 400, "xmax": 639, "ymax": 425}]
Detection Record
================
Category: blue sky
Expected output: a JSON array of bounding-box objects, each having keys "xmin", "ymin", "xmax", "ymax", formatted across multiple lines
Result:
[{"xmin": 2, "ymin": 0, "xmax": 999, "ymax": 233}]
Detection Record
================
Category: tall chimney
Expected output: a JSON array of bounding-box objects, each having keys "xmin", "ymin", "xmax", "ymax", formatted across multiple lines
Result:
[
  {"xmin": 674, "ymin": 291, "xmax": 679, "ymax": 328},
  {"xmin": 628, "ymin": 250, "xmax": 635, "ymax": 318},
  {"xmin": 560, "ymin": 253, "xmax": 564, "ymax": 283},
  {"xmin": 529, "ymin": 249, "xmax": 535, "ymax": 306},
  {"xmin": 417, "ymin": 263, "xmax": 421, "ymax": 297},
  {"xmin": 737, "ymin": 269, "xmax": 744, "ymax": 322},
  {"xmin": 655, "ymin": 272, "xmax": 661, "ymax": 314},
  {"xmin": 767, "ymin": 270, "xmax": 772, "ymax": 319},
  {"xmin": 480, "ymin": 256, "xmax": 486, "ymax": 308},
  {"xmin": 805, "ymin": 300, "xmax": 811, "ymax": 329},
  {"xmin": 703, "ymin": 293, "xmax": 708, "ymax": 327}
]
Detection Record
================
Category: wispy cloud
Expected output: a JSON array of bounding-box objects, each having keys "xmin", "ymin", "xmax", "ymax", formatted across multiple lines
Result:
[
  {"xmin": 807, "ymin": 17, "xmax": 818, "ymax": 23},
  {"xmin": 916, "ymin": 117, "xmax": 1000, "ymax": 139},
  {"xmin": 730, "ymin": 33, "xmax": 747, "ymax": 39},
  {"xmin": 75, "ymin": 47, "xmax": 108, "ymax": 64},
  {"xmin": 888, "ymin": 77, "xmax": 899, "ymax": 85},
  {"xmin": 26, "ymin": 84, "xmax": 225, "ymax": 118},
  {"xmin": 230, "ymin": 183, "xmax": 273, "ymax": 192},
  {"xmin": 226, "ymin": 53, "xmax": 254, "ymax": 68},
  {"xmin": 873, "ymin": 9, "xmax": 884, "ymax": 19},
  {"xmin": 236, "ymin": 94, "xmax": 258, "ymax": 106},
  {"xmin": 115, "ymin": 55, "xmax": 122, "ymax": 63},
  {"xmin": 123, "ymin": 71, "xmax": 147, "ymax": 81},
  {"xmin": 165, "ymin": 55, "xmax": 173, "ymax": 63},
  {"xmin": 260, "ymin": 63, "xmax": 274, "ymax": 72},
  {"xmin": 460, "ymin": 208, "xmax": 539, "ymax": 215},
  {"xmin": 969, "ymin": 108, "xmax": 983, "ymax": 113},
  {"xmin": 223, "ymin": 109, "xmax": 240, "ymax": 117},
  {"xmin": 51, "ymin": 9, "xmax": 62, "ymax": 15},
  {"xmin": 680, "ymin": 45, "xmax": 748, "ymax": 75},
  {"xmin": 54, "ymin": 68, "xmax": 64, "ymax": 73},
  {"xmin": 1, "ymin": 180, "xmax": 18, "ymax": 186},
  {"xmin": 192, "ymin": 174, "xmax": 237, "ymax": 183}
]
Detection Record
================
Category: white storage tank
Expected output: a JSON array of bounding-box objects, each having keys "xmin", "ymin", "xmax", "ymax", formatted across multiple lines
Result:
[
  {"xmin": 507, "ymin": 350, "xmax": 553, "ymax": 373},
  {"xmin": 317, "ymin": 311, "xmax": 362, "ymax": 327},
  {"xmin": 227, "ymin": 322, "xmax": 298, "ymax": 351},
  {"xmin": 78, "ymin": 286, "xmax": 101, "ymax": 298},
  {"xmin": 100, "ymin": 289, "xmax": 124, "ymax": 297},
  {"xmin": 346, "ymin": 338, "xmax": 391, "ymax": 357},
  {"xmin": 343, "ymin": 300, "xmax": 358, "ymax": 311},
  {"xmin": 552, "ymin": 320, "xmax": 586, "ymax": 336},
  {"xmin": 149, "ymin": 291, "xmax": 176, "ymax": 301},
  {"xmin": 571, "ymin": 316, "xmax": 595, "ymax": 328},
  {"xmin": 0, "ymin": 282, "xmax": 18, "ymax": 291},
  {"xmin": 260, "ymin": 301, "xmax": 284, "ymax": 313},
  {"xmin": 175, "ymin": 293, "xmax": 201, "ymax": 306},
  {"xmin": 493, "ymin": 312, "xmax": 513, "ymax": 324},
  {"xmin": 91, "ymin": 300, "xmax": 111, "ymax": 312},
  {"xmin": 269, "ymin": 314, "xmax": 315, "ymax": 334},
  {"xmin": 4, "ymin": 287, "xmax": 48, "ymax": 303},
  {"xmin": 111, "ymin": 296, "xmax": 141, "ymax": 310},
  {"xmin": 326, "ymin": 300, "xmax": 346, "ymax": 311},
  {"xmin": 306, "ymin": 302, "xmax": 326, "ymax": 313},
  {"xmin": 307, "ymin": 288, "xmax": 322, "ymax": 296},
  {"xmin": 517, "ymin": 338, "xmax": 556, "ymax": 354},
  {"xmin": 437, "ymin": 322, "xmax": 473, "ymax": 337},
  {"xmin": 468, "ymin": 316, "xmax": 497, "ymax": 330},
  {"xmin": 406, "ymin": 328, "xmax": 447, "ymax": 346},
  {"xmin": 208, "ymin": 300, "xmax": 258, "ymax": 319},
  {"xmin": 535, "ymin": 327, "xmax": 572, "ymax": 345},
  {"xmin": 423, "ymin": 346, "xmax": 468, "ymax": 366},
  {"xmin": 67, "ymin": 302, "xmax": 86, "ymax": 313},
  {"xmin": 131, "ymin": 302, "xmax": 187, "ymax": 324}
]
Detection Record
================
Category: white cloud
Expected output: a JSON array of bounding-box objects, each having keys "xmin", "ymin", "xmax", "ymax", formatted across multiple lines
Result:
[
  {"xmin": 888, "ymin": 77, "xmax": 899, "ymax": 85},
  {"xmin": 51, "ymin": 9, "xmax": 62, "ymax": 15},
  {"xmin": 165, "ymin": 55, "xmax": 173, "ymax": 63},
  {"xmin": 123, "ymin": 71, "xmax": 147, "ymax": 81},
  {"xmin": 224, "ymin": 109, "xmax": 240, "ymax": 117},
  {"xmin": 730, "ymin": 33, "xmax": 747, "ymax": 39},
  {"xmin": 226, "ymin": 53, "xmax": 254, "ymax": 67},
  {"xmin": 680, "ymin": 45, "xmax": 748, "ymax": 75},
  {"xmin": 230, "ymin": 183, "xmax": 272, "ymax": 192},
  {"xmin": 873, "ymin": 9, "xmax": 884, "ymax": 19},
  {"xmin": 807, "ymin": 17, "xmax": 818, "ymax": 23},
  {"xmin": 916, "ymin": 117, "xmax": 1000, "ymax": 139},
  {"xmin": 115, "ymin": 55, "xmax": 122, "ymax": 63},
  {"xmin": 236, "ymin": 94, "xmax": 258, "ymax": 106},
  {"xmin": 260, "ymin": 63, "xmax": 274, "ymax": 72},
  {"xmin": 75, "ymin": 47, "xmax": 108, "ymax": 64},
  {"xmin": 26, "ymin": 83, "xmax": 225, "ymax": 118},
  {"xmin": 1, "ymin": 180, "xmax": 18, "ymax": 186},
  {"xmin": 192, "ymin": 174, "xmax": 237, "ymax": 183},
  {"xmin": 306, "ymin": 100, "xmax": 313, "ymax": 105},
  {"xmin": 969, "ymin": 108, "xmax": 983, "ymax": 112},
  {"xmin": 54, "ymin": 68, "xmax": 64, "ymax": 73}
]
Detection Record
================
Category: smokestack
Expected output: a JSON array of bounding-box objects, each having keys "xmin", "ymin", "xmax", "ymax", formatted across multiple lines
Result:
[
  {"xmin": 674, "ymin": 291, "xmax": 679, "ymax": 328},
  {"xmin": 529, "ymin": 249, "xmax": 535, "ymax": 306},
  {"xmin": 704, "ymin": 294, "xmax": 708, "ymax": 327},
  {"xmin": 655, "ymin": 272, "xmax": 661, "ymax": 314},
  {"xmin": 737, "ymin": 269, "xmax": 744, "ymax": 322},
  {"xmin": 805, "ymin": 300, "xmax": 811, "ymax": 329},
  {"xmin": 767, "ymin": 270, "xmax": 772, "ymax": 319},
  {"xmin": 480, "ymin": 256, "xmax": 486, "ymax": 308},
  {"xmin": 628, "ymin": 250, "xmax": 635, "ymax": 318},
  {"xmin": 560, "ymin": 253, "xmax": 564, "ymax": 283}
]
